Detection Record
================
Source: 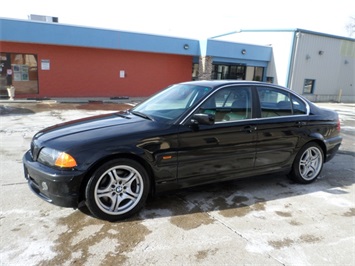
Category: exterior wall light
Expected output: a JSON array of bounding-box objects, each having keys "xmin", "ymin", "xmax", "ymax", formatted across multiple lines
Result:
[
  {"xmin": 183, "ymin": 44, "xmax": 189, "ymax": 50},
  {"xmin": 241, "ymin": 49, "xmax": 246, "ymax": 55},
  {"xmin": 318, "ymin": 50, "xmax": 324, "ymax": 55}
]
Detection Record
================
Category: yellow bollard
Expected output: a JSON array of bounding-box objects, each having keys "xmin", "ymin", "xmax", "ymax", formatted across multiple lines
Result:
[{"xmin": 337, "ymin": 89, "xmax": 342, "ymax": 103}]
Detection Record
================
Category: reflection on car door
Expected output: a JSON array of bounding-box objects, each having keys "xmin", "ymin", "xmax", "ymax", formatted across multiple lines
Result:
[
  {"xmin": 255, "ymin": 86, "xmax": 308, "ymax": 171},
  {"xmin": 176, "ymin": 86, "xmax": 257, "ymax": 187}
]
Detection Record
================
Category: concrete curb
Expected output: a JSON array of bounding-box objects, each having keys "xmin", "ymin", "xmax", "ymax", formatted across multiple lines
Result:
[{"xmin": 0, "ymin": 97, "xmax": 147, "ymax": 105}]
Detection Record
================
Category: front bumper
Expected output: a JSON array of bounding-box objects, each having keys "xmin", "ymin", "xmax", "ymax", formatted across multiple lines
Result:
[{"xmin": 23, "ymin": 150, "xmax": 86, "ymax": 208}]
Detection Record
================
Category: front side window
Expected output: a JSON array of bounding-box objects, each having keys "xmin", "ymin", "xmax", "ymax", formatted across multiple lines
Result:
[
  {"xmin": 198, "ymin": 86, "xmax": 252, "ymax": 122},
  {"xmin": 303, "ymin": 79, "xmax": 315, "ymax": 94},
  {"xmin": 257, "ymin": 87, "xmax": 307, "ymax": 118}
]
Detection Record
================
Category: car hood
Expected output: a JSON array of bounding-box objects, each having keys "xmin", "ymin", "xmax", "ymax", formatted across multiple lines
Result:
[{"xmin": 33, "ymin": 111, "xmax": 158, "ymax": 146}]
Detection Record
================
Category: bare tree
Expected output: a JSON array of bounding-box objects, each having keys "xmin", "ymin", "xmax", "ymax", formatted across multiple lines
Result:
[{"xmin": 345, "ymin": 16, "xmax": 355, "ymax": 37}]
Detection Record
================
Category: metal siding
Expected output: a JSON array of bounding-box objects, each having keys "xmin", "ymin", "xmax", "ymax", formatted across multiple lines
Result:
[{"xmin": 291, "ymin": 33, "xmax": 355, "ymax": 99}]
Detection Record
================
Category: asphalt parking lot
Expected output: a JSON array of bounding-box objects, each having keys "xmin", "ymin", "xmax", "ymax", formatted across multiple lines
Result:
[{"xmin": 0, "ymin": 101, "xmax": 354, "ymax": 265}]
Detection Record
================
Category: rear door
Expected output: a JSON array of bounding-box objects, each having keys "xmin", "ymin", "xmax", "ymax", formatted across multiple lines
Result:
[{"xmin": 254, "ymin": 86, "xmax": 309, "ymax": 170}]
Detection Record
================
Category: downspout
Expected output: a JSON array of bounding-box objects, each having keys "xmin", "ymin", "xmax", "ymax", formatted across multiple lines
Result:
[{"xmin": 288, "ymin": 31, "xmax": 301, "ymax": 89}]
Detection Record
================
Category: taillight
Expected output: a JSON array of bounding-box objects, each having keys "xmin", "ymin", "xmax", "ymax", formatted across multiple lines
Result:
[{"xmin": 337, "ymin": 118, "xmax": 341, "ymax": 132}]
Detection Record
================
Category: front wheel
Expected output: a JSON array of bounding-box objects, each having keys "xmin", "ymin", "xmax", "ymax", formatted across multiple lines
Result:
[
  {"xmin": 85, "ymin": 158, "xmax": 150, "ymax": 221},
  {"xmin": 290, "ymin": 142, "xmax": 324, "ymax": 184}
]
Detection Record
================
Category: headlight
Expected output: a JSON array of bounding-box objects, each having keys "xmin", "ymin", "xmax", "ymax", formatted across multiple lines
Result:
[{"xmin": 37, "ymin": 147, "xmax": 77, "ymax": 168}]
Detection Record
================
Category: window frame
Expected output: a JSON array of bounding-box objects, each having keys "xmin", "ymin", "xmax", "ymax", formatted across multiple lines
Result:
[
  {"xmin": 212, "ymin": 64, "xmax": 246, "ymax": 80},
  {"xmin": 191, "ymin": 85, "xmax": 253, "ymax": 124},
  {"xmin": 303, "ymin": 79, "xmax": 315, "ymax": 94},
  {"xmin": 256, "ymin": 86, "xmax": 309, "ymax": 119},
  {"xmin": 181, "ymin": 84, "xmax": 310, "ymax": 125}
]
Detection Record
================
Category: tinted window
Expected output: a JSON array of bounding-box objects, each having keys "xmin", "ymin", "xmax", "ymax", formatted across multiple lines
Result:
[
  {"xmin": 198, "ymin": 86, "xmax": 252, "ymax": 122},
  {"xmin": 291, "ymin": 95, "xmax": 307, "ymax": 115},
  {"xmin": 133, "ymin": 84, "xmax": 212, "ymax": 123},
  {"xmin": 257, "ymin": 87, "xmax": 306, "ymax": 117}
]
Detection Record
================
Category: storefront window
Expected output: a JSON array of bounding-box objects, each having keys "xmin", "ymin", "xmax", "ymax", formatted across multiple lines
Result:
[
  {"xmin": 266, "ymin": 77, "xmax": 274, "ymax": 83},
  {"xmin": 192, "ymin": 63, "xmax": 199, "ymax": 80},
  {"xmin": 253, "ymin": 67, "xmax": 264, "ymax": 81},
  {"xmin": 0, "ymin": 52, "xmax": 39, "ymax": 94},
  {"xmin": 212, "ymin": 64, "xmax": 246, "ymax": 80},
  {"xmin": 246, "ymin": 66, "xmax": 264, "ymax": 81}
]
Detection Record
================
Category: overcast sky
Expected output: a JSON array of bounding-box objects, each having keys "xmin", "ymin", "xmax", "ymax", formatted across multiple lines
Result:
[{"xmin": 1, "ymin": 0, "xmax": 354, "ymax": 39}]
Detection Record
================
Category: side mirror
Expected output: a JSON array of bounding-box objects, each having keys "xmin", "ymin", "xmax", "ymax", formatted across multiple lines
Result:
[{"xmin": 191, "ymin": 113, "xmax": 215, "ymax": 125}]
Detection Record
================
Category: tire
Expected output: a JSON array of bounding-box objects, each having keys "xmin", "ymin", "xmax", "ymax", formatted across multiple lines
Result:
[
  {"xmin": 85, "ymin": 158, "xmax": 150, "ymax": 221},
  {"xmin": 290, "ymin": 142, "xmax": 324, "ymax": 184}
]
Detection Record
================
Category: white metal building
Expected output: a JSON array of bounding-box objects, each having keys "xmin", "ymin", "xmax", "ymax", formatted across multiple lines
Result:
[{"xmin": 215, "ymin": 29, "xmax": 355, "ymax": 103}]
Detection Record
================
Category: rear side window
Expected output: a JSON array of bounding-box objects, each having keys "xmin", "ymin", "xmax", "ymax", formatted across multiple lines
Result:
[
  {"xmin": 291, "ymin": 95, "xmax": 307, "ymax": 115},
  {"xmin": 257, "ymin": 87, "xmax": 307, "ymax": 118}
]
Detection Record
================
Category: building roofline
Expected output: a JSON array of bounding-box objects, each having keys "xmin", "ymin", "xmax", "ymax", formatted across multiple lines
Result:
[
  {"xmin": 0, "ymin": 17, "xmax": 200, "ymax": 56},
  {"xmin": 0, "ymin": 16, "xmax": 200, "ymax": 41},
  {"xmin": 239, "ymin": 28, "xmax": 354, "ymax": 41}
]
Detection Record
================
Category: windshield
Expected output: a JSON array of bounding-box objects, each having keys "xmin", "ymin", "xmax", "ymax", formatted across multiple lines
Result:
[{"xmin": 132, "ymin": 84, "xmax": 212, "ymax": 123}]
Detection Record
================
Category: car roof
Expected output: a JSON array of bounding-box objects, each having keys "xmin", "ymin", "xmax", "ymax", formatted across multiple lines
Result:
[{"xmin": 180, "ymin": 80, "xmax": 288, "ymax": 90}]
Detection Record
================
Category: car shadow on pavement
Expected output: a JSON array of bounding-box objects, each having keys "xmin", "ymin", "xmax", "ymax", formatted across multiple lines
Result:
[
  {"xmin": 76, "ymin": 153, "xmax": 355, "ymax": 223},
  {"xmin": 0, "ymin": 105, "xmax": 35, "ymax": 115},
  {"xmin": 141, "ymin": 167, "xmax": 354, "ymax": 221}
]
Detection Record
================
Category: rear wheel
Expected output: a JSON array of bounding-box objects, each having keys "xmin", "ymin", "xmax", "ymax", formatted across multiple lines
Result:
[
  {"xmin": 290, "ymin": 142, "xmax": 324, "ymax": 184},
  {"xmin": 85, "ymin": 158, "xmax": 150, "ymax": 221}
]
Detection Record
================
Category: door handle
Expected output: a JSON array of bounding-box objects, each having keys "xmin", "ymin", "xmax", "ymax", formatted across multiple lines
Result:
[
  {"xmin": 296, "ymin": 121, "xmax": 307, "ymax": 127},
  {"xmin": 243, "ymin": 125, "xmax": 257, "ymax": 133},
  {"xmin": 204, "ymin": 137, "xmax": 219, "ymax": 144}
]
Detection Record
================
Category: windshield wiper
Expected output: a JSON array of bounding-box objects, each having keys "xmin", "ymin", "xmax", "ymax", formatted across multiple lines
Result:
[
  {"xmin": 130, "ymin": 110, "xmax": 154, "ymax": 121},
  {"xmin": 114, "ymin": 112, "xmax": 131, "ymax": 119}
]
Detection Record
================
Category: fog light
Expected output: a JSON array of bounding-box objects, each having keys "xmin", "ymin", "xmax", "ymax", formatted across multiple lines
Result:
[{"xmin": 42, "ymin": 182, "xmax": 48, "ymax": 191}]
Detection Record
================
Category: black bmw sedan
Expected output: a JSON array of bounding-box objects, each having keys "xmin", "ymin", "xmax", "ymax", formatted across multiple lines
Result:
[{"xmin": 23, "ymin": 81, "xmax": 342, "ymax": 221}]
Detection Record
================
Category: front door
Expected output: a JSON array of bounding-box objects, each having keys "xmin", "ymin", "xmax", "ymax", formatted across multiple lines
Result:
[{"xmin": 176, "ymin": 86, "xmax": 257, "ymax": 187}]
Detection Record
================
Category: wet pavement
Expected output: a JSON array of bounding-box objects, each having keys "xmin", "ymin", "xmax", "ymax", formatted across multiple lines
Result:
[
  {"xmin": 0, "ymin": 101, "xmax": 133, "ymax": 114},
  {"xmin": 0, "ymin": 101, "xmax": 354, "ymax": 265}
]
